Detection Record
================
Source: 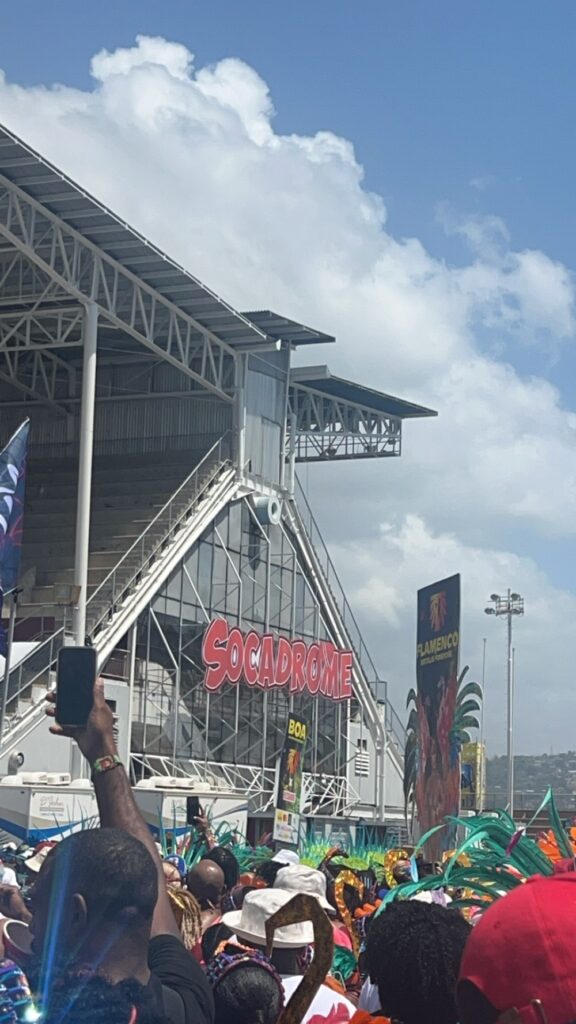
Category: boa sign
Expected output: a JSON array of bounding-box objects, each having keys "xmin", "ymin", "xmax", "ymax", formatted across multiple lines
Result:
[{"xmin": 202, "ymin": 619, "xmax": 353, "ymax": 700}]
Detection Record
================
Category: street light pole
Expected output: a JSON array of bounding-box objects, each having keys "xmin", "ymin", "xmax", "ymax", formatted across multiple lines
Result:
[
  {"xmin": 485, "ymin": 589, "xmax": 524, "ymax": 820},
  {"xmin": 479, "ymin": 637, "xmax": 487, "ymax": 813},
  {"xmin": 506, "ymin": 596, "xmax": 513, "ymax": 817}
]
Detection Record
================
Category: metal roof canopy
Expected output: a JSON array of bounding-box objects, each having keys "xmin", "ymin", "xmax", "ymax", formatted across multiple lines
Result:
[
  {"xmin": 0, "ymin": 128, "xmax": 267, "ymax": 339},
  {"xmin": 0, "ymin": 124, "xmax": 333, "ymax": 404},
  {"xmin": 0, "ymin": 122, "xmax": 437, "ymax": 446},
  {"xmin": 242, "ymin": 311, "xmax": 334, "ymax": 347},
  {"xmin": 290, "ymin": 365, "xmax": 437, "ymax": 419}
]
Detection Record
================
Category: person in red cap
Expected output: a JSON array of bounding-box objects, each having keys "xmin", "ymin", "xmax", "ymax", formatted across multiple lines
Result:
[{"xmin": 458, "ymin": 873, "xmax": 576, "ymax": 1024}]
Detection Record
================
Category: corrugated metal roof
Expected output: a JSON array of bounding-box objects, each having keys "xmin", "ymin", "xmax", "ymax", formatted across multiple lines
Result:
[
  {"xmin": 242, "ymin": 311, "xmax": 334, "ymax": 346},
  {"xmin": 0, "ymin": 124, "xmax": 331, "ymax": 349},
  {"xmin": 290, "ymin": 365, "xmax": 437, "ymax": 419}
]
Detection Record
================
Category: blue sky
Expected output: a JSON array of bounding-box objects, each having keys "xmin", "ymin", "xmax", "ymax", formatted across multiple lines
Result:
[
  {"xmin": 3, "ymin": 1, "xmax": 575, "ymax": 392},
  {"xmin": 1, "ymin": 2, "xmax": 576, "ymax": 750},
  {"xmin": 2, "ymin": 0, "xmax": 575, "ymax": 257}
]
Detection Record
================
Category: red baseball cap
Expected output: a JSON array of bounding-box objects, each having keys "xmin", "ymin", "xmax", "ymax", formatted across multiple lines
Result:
[{"xmin": 458, "ymin": 873, "xmax": 576, "ymax": 1024}]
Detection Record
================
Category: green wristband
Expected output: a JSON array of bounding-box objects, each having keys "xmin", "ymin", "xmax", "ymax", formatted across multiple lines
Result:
[{"xmin": 92, "ymin": 754, "xmax": 122, "ymax": 778}]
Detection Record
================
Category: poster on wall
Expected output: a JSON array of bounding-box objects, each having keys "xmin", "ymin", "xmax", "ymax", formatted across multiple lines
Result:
[
  {"xmin": 461, "ymin": 741, "xmax": 485, "ymax": 812},
  {"xmin": 273, "ymin": 714, "xmax": 307, "ymax": 847},
  {"xmin": 272, "ymin": 809, "xmax": 301, "ymax": 846},
  {"xmin": 414, "ymin": 574, "xmax": 461, "ymax": 857}
]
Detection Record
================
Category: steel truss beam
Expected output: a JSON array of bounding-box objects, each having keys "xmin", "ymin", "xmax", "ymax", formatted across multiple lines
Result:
[
  {"xmin": 0, "ymin": 175, "xmax": 239, "ymax": 401},
  {"xmin": 288, "ymin": 382, "xmax": 402, "ymax": 462},
  {"xmin": 0, "ymin": 298, "xmax": 81, "ymax": 411},
  {"xmin": 0, "ymin": 346, "xmax": 76, "ymax": 413},
  {"xmin": 0, "ymin": 250, "xmax": 71, "ymax": 308},
  {"xmin": 0, "ymin": 307, "xmax": 83, "ymax": 351}
]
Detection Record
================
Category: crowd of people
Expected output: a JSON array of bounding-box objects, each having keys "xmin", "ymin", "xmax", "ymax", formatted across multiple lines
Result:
[{"xmin": 0, "ymin": 679, "xmax": 571, "ymax": 1024}]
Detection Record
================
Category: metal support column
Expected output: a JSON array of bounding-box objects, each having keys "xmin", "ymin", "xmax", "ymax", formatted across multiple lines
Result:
[
  {"xmin": 235, "ymin": 355, "xmax": 246, "ymax": 477},
  {"xmin": 127, "ymin": 621, "xmax": 138, "ymax": 747},
  {"xmin": 286, "ymin": 413, "xmax": 297, "ymax": 496},
  {"xmin": 380, "ymin": 687, "xmax": 388, "ymax": 823},
  {"xmin": 72, "ymin": 302, "xmax": 98, "ymax": 646},
  {"xmin": 70, "ymin": 302, "xmax": 97, "ymax": 780}
]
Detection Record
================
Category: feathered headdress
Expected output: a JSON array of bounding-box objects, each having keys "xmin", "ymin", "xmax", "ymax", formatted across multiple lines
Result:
[{"xmin": 376, "ymin": 788, "xmax": 573, "ymax": 916}]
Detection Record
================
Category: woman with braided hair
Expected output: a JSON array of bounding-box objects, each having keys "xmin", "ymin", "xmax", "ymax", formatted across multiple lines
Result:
[{"xmin": 166, "ymin": 887, "xmax": 203, "ymax": 954}]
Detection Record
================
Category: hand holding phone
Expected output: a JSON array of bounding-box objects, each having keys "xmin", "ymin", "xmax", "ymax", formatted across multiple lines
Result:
[
  {"xmin": 48, "ymin": 674, "xmax": 116, "ymax": 766},
  {"xmin": 186, "ymin": 796, "xmax": 201, "ymax": 825},
  {"xmin": 55, "ymin": 646, "xmax": 97, "ymax": 729}
]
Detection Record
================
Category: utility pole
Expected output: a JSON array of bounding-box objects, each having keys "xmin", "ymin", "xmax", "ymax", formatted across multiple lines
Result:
[
  {"xmin": 485, "ymin": 590, "xmax": 524, "ymax": 820},
  {"xmin": 479, "ymin": 637, "xmax": 487, "ymax": 813}
]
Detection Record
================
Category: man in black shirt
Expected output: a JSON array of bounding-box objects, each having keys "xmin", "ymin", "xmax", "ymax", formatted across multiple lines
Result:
[{"xmin": 37, "ymin": 680, "xmax": 213, "ymax": 1024}]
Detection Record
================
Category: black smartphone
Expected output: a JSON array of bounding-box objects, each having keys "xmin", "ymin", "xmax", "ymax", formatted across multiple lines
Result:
[
  {"xmin": 56, "ymin": 646, "xmax": 97, "ymax": 728},
  {"xmin": 186, "ymin": 796, "xmax": 201, "ymax": 825}
]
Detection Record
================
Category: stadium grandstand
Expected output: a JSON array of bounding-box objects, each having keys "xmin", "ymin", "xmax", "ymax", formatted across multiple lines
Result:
[{"xmin": 0, "ymin": 122, "xmax": 435, "ymax": 838}]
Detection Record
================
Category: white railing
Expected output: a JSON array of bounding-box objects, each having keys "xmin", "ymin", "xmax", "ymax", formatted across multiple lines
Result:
[{"xmin": 130, "ymin": 753, "xmax": 361, "ymax": 816}]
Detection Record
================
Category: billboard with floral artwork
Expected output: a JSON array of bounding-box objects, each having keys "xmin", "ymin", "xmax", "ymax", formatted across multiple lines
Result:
[{"xmin": 413, "ymin": 575, "xmax": 461, "ymax": 857}]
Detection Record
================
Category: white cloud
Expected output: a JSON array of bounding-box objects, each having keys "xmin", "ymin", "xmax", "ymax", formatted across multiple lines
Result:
[
  {"xmin": 0, "ymin": 35, "xmax": 574, "ymax": 750},
  {"xmin": 329, "ymin": 515, "xmax": 576, "ymax": 754},
  {"xmin": 438, "ymin": 205, "xmax": 574, "ymax": 342},
  {"xmin": 469, "ymin": 175, "xmax": 495, "ymax": 192},
  {"xmin": 91, "ymin": 35, "xmax": 193, "ymax": 82}
]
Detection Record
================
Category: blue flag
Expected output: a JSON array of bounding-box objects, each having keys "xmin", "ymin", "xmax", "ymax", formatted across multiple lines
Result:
[{"xmin": 0, "ymin": 421, "xmax": 29, "ymax": 653}]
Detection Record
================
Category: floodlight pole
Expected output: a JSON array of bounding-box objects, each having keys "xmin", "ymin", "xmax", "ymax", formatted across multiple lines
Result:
[
  {"xmin": 506, "ymin": 600, "xmax": 513, "ymax": 817},
  {"xmin": 484, "ymin": 589, "xmax": 524, "ymax": 820},
  {"xmin": 479, "ymin": 637, "xmax": 487, "ymax": 812}
]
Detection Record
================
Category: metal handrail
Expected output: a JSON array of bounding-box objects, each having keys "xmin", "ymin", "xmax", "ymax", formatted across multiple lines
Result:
[
  {"xmin": 293, "ymin": 475, "xmax": 406, "ymax": 753},
  {"xmin": 386, "ymin": 702, "xmax": 406, "ymax": 751},
  {"xmin": 86, "ymin": 433, "xmax": 232, "ymax": 637},
  {"xmin": 4, "ymin": 626, "xmax": 65, "ymax": 711},
  {"xmin": 10, "ymin": 607, "xmax": 54, "ymax": 645},
  {"xmin": 129, "ymin": 753, "xmax": 363, "ymax": 814},
  {"xmin": 3, "ymin": 435, "xmax": 233, "ymax": 729}
]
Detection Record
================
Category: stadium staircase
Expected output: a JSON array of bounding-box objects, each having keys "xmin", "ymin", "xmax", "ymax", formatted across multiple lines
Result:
[
  {"xmin": 0, "ymin": 443, "xmax": 406, "ymax": 816},
  {"xmin": 0, "ymin": 435, "xmax": 235, "ymax": 759}
]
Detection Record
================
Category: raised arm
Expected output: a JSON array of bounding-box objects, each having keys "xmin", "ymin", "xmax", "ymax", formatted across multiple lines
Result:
[{"xmin": 46, "ymin": 679, "xmax": 180, "ymax": 939}]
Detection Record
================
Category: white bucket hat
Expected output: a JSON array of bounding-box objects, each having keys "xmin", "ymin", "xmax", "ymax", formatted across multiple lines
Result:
[
  {"xmin": 221, "ymin": 888, "xmax": 314, "ymax": 949},
  {"xmin": 273, "ymin": 865, "xmax": 333, "ymax": 913}
]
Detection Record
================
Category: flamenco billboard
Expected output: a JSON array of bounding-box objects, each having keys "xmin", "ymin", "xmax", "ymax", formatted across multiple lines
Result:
[
  {"xmin": 202, "ymin": 619, "xmax": 354, "ymax": 700},
  {"xmin": 415, "ymin": 574, "xmax": 461, "ymax": 855}
]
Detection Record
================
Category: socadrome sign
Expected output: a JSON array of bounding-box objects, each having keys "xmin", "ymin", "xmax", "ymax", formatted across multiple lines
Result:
[{"xmin": 202, "ymin": 619, "xmax": 354, "ymax": 700}]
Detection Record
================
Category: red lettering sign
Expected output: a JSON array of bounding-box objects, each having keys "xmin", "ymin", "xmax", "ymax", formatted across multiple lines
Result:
[{"xmin": 202, "ymin": 620, "xmax": 354, "ymax": 701}]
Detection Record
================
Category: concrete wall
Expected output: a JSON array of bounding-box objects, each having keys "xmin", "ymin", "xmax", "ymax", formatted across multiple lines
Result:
[
  {"xmin": 0, "ymin": 679, "xmax": 131, "ymax": 777},
  {"xmin": 347, "ymin": 712, "xmax": 405, "ymax": 820}
]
